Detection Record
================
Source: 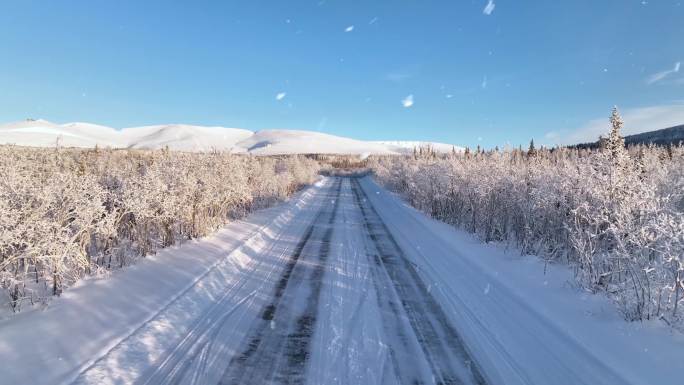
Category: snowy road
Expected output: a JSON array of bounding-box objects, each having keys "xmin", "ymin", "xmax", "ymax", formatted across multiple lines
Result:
[
  {"xmin": 70, "ymin": 177, "xmax": 486, "ymax": 385},
  {"xmin": 4, "ymin": 176, "xmax": 682, "ymax": 385}
]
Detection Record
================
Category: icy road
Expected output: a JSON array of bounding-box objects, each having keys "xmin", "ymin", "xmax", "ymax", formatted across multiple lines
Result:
[{"xmin": 2, "ymin": 176, "xmax": 680, "ymax": 385}]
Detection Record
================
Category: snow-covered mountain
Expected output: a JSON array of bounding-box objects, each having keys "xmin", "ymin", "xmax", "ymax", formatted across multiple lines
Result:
[
  {"xmin": 120, "ymin": 124, "xmax": 253, "ymax": 152},
  {"xmin": 0, "ymin": 119, "xmax": 462, "ymax": 155},
  {"xmin": 238, "ymin": 129, "xmax": 395, "ymax": 156},
  {"xmin": 0, "ymin": 120, "xmax": 114, "ymax": 148}
]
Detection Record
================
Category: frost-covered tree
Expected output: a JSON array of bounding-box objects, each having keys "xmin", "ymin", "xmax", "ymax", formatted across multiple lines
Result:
[
  {"xmin": 0, "ymin": 146, "xmax": 321, "ymax": 311},
  {"xmin": 368, "ymin": 107, "xmax": 684, "ymax": 327}
]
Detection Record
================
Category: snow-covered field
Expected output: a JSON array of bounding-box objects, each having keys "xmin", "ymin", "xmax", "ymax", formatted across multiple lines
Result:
[
  {"xmin": 0, "ymin": 119, "xmax": 461, "ymax": 155},
  {"xmin": 1, "ymin": 176, "xmax": 681, "ymax": 385}
]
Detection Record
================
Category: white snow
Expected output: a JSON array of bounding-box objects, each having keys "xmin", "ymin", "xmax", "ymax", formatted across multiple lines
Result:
[
  {"xmin": 401, "ymin": 94, "xmax": 414, "ymax": 108},
  {"xmin": 0, "ymin": 176, "xmax": 682, "ymax": 385},
  {"xmin": 0, "ymin": 119, "xmax": 461, "ymax": 155},
  {"xmin": 121, "ymin": 124, "xmax": 253, "ymax": 152},
  {"xmin": 235, "ymin": 129, "xmax": 395, "ymax": 156},
  {"xmin": 360, "ymin": 177, "xmax": 684, "ymax": 385},
  {"xmin": 0, "ymin": 119, "xmax": 121, "ymax": 147},
  {"xmin": 0, "ymin": 181, "xmax": 328, "ymax": 385},
  {"xmin": 483, "ymin": 0, "xmax": 496, "ymax": 15}
]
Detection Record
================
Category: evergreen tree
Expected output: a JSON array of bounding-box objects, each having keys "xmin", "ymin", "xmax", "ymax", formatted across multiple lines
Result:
[
  {"xmin": 527, "ymin": 139, "xmax": 537, "ymax": 157},
  {"xmin": 606, "ymin": 106, "xmax": 629, "ymax": 170}
]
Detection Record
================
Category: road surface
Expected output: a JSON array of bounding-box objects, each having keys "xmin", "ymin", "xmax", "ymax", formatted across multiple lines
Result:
[{"xmin": 68, "ymin": 176, "xmax": 636, "ymax": 385}]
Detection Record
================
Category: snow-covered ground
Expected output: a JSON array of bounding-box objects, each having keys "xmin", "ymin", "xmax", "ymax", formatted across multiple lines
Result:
[
  {"xmin": 0, "ymin": 119, "xmax": 460, "ymax": 155},
  {"xmin": 0, "ymin": 176, "xmax": 682, "ymax": 385}
]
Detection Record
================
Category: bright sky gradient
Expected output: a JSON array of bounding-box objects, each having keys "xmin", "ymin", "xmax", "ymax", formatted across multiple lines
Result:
[{"xmin": 1, "ymin": 0, "xmax": 683, "ymax": 147}]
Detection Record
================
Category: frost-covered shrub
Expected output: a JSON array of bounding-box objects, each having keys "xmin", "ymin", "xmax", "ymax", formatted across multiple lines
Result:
[
  {"xmin": 0, "ymin": 147, "xmax": 320, "ymax": 311},
  {"xmin": 369, "ymin": 110, "xmax": 684, "ymax": 326}
]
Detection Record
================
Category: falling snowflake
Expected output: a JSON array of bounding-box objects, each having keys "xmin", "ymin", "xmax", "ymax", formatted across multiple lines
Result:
[
  {"xmin": 402, "ymin": 94, "xmax": 414, "ymax": 108},
  {"xmin": 276, "ymin": 92, "xmax": 287, "ymax": 101},
  {"xmin": 483, "ymin": 0, "xmax": 495, "ymax": 15},
  {"xmin": 481, "ymin": 75, "xmax": 488, "ymax": 89},
  {"xmin": 484, "ymin": 283, "xmax": 491, "ymax": 295},
  {"xmin": 345, "ymin": 25, "xmax": 354, "ymax": 32}
]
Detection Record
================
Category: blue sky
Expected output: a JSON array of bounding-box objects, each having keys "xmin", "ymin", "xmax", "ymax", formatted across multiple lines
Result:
[{"xmin": 1, "ymin": 0, "xmax": 682, "ymax": 147}]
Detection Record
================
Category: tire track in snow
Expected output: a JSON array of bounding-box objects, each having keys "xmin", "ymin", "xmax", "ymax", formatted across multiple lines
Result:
[
  {"xmin": 351, "ymin": 177, "xmax": 488, "ymax": 385},
  {"xmin": 219, "ymin": 178, "xmax": 343, "ymax": 385},
  {"xmin": 70, "ymin": 181, "xmax": 332, "ymax": 385},
  {"xmin": 134, "ymin": 179, "xmax": 336, "ymax": 385},
  {"xmin": 304, "ymin": 177, "xmax": 395, "ymax": 385}
]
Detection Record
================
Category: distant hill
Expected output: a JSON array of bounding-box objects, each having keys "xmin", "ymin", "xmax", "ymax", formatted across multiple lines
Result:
[
  {"xmin": 570, "ymin": 124, "xmax": 684, "ymax": 149},
  {"xmin": 0, "ymin": 119, "xmax": 462, "ymax": 156},
  {"xmin": 623, "ymin": 124, "xmax": 684, "ymax": 146}
]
